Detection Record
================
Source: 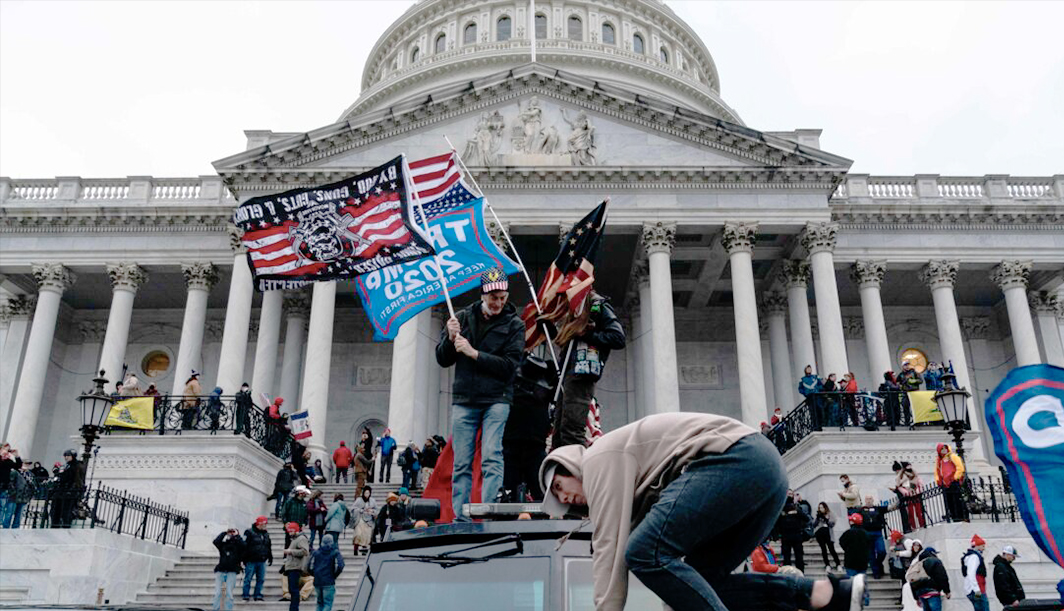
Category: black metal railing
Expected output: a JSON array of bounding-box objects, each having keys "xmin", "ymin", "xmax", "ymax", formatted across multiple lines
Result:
[
  {"xmin": 15, "ymin": 482, "xmax": 189, "ymax": 548},
  {"xmin": 104, "ymin": 394, "xmax": 294, "ymax": 460},
  {"xmin": 884, "ymin": 476, "xmax": 1019, "ymax": 535},
  {"xmin": 766, "ymin": 391, "xmax": 970, "ymax": 455}
]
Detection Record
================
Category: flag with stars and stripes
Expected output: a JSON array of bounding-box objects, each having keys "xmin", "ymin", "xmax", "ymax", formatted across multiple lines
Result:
[
  {"xmin": 522, "ymin": 200, "xmax": 609, "ymax": 350},
  {"xmin": 231, "ymin": 156, "xmax": 435, "ymax": 291},
  {"xmin": 408, "ymin": 151, "xmax": 478, "ymax": 224}
]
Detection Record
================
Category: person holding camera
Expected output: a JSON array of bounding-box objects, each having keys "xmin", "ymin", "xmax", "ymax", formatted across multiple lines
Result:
[{"xmin": 212, "ymin": 527, "xmax": 245, "ymax": 611}]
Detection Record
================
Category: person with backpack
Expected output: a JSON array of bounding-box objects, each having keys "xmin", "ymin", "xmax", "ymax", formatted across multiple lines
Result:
[
  {"xmin": 399, "ymin": 442, "xmax": 420, "ymax": 490},
  {"xmin": 907, "ymin": 546, "xmax": 950, "ymax": 611},
  {"xmin": 241, "ymin": 516, "xmax": 272, "ymax": 602},
  {"xmin": 962, "ymin": 534, "xmax": 989, "ymax": 611},
  {"xmin": 308, "ymin": 533, "xmax": 344, "ymax": 611},
  {"xmin": 3, "ymin": 463, "xmax": 36, "ymax": 528},
  {"xmin": 323, "ymin": 493, "xmax": 348, "ymax": 545}
]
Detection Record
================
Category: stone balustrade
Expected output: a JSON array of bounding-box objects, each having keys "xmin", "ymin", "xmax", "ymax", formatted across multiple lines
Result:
[
  {"xmin": 0, "ymin": 176, "xmax": 232, "ymax": 205},
  {"xmin": 833, "ymin": 173, "xmax": 1062, "ymax": 202}
]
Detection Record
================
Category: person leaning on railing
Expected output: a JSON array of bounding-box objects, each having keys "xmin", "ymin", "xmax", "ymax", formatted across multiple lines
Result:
[
  {"xmin": 234, "ymin": 383, "xmax": 254, "ymax": 437},
  {"xmin": 179, "ymin": 370, "xmax": 202, "ymax": 430},
  {"xmin": 934, "ymin": 443, "xmax": 967, "ymax": 523}
]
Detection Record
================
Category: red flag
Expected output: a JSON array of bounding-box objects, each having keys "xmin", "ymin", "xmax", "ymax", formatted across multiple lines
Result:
[{"xmin": 421, "ymin": 433, "xmax": 483, "ymax": 524}]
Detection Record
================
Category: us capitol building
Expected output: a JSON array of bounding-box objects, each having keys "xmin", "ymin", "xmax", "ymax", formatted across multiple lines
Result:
[{"xmin": 1, "ymin": 0, "xmax": 1063, "ymax": 556}]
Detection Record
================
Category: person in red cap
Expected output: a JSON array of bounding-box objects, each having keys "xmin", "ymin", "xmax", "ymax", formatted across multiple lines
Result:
[
  {"xmin": 266, "ymin": 397, "xmax": 288, "ymax": 453},
  {"xmin": 242, "ymin": 516, "xmax": 272, "ymax": 601},
  {"xmin": 962, "ymin": 534, "xmax": 988, "ymax": 611},
  {"xmin": 280, "ymin": 522, "xmax": 312, "ymax": 609},
  {"xmin": 839, "ymin": 513, "xmax": 871, "ymax": 578},
  {"xmin": 331, "ymin": 441, "xmax": 353, "ymax": 484}
]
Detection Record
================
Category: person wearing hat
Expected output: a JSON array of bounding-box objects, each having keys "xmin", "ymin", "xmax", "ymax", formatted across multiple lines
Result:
[
  {"xmin": 436, "ymin": 266, "xmax": 524, "ymax": 520},
  {"xmin": 280, "ymin": 522, "xmax": 313, "ymax": 608},
  {"xmin": 212, "ymin": 527, "xmax": 245, "ymax": 611},
  {"xmin": 538, "ymin": 412, "xmax": 866, "ymax": 611},
  {"xmin": 242, "ymin": 516, "xmax": 273, "ymax": 602},
  {"xmin": 839, "ymin": 512, "xmax": 871, "ymax": 579},
  {"xmin": 50, "ymin": 449, "xmax": 84, "ymax": 528},
  {"xmin": 271, "ymin": 462, "xmax": 300, "ymax": 521},
  {"xmin": 962, "ymin": 534, "xmax": 989, "ymax": 611},
  {"xmin": 234, "ymin": 382, "xmax": 254, "ymax": 438},
  {"xmin": 180, "ymin": 370, "xmax": 202, "ymax": 430},
  {"xmin": 907, "ymin": 546, "xmax": 950, "ymax": 610},
  {"xmin": 992, "ymin": 545, "xmax": 1025, "ymax": 607},
  {"xmin": 308, "ymin": 533, "xmax": 344, "ymax": 611},
  {"xmin": 374, "ymin": 492, "xmax": 410, "ymax": 542},
  {"xmin": 282, "ymin": 487, "xmax": 310, "ymax": 548}
]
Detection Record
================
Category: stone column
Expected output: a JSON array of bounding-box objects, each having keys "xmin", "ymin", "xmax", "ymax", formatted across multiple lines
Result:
[
  {"xmin": 215, "ymin": 226, "xmax": 255, "ymax": 394},
  {"xmin": 801, "ymin": 222, "xmax": 848, "ymax": 377},
  {"xmin": 388, "ymin": 310, "xmax": 435, "ymax": 448},
  {"xmin": 780, "ymin": 260, "xmax": 817, "ymax": 377},
  {"xmin": 250, "ymin": 290, "xmax": 284, "ymax": 399},
  {"xmin": 171, "ymin": 263, "xmax": 218, "ymax": 396},
  {"xmin": 1029, "ymin": 292, "xmax": 1064, "ymax": 367},
  {"xmin": 991, "ymin": 261, "xmax": 1040, "ymax": 366},
  {"xmin": 722, "ymin": 222, "xmax": 767, "ymax": 426},
  {"xmin": 636, "ymin": 269, "xmax": 656, "ymax": 418},
  {"xmin": 642, "ymin": 222, "xmax": 680, "ymax": 413},
  {"xmin": 299, "ymin": 281, "xmax": 336, "ymax": 458},
  {"xmin": 0, "ymin": 296, "xmax": 34, "ymax": 438},
  {"xmin": 97, "ymin": 263, "xmax": 147, "ymax": 386},
  {"xmin": 277, "ymin": 290, "xmax": 310, "ymax": 411},
  {"xmin": 851, "ymin": 260, "xmax": 892, "ymax": 381},
  {"xmin": 763, "ymin": 292, "xmax": 793, "ymax": 410},
  {"xmin": 8, "ymin": 264, "xmax": 75, "ymax": 457}
]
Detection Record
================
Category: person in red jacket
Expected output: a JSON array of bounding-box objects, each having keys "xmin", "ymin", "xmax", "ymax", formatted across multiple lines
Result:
[
  {"xmin": 332, "ymin": 442, "xmax": 353, "ymax": 484},
  {"xmin": 751, "ymin": 539, "xmax": 804, "ymax": 576}
]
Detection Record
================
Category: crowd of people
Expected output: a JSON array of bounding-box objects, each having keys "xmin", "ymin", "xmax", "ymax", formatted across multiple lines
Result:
[{"xmin": 0, "ymin": 442, "xmax": 87, "ymax": 530}]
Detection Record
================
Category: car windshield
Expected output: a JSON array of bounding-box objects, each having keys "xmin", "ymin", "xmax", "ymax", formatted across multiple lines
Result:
[
  {"xmin": 565, "ymin": 558, "xmax": 666, "ymax": 610},
  {"xmin": 367, "ymin": 557, "xmax": 549, "ymax": 611}
]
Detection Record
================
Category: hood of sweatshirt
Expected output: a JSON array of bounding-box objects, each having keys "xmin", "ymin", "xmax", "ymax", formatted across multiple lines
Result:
[{"xmin": 538, "ymin": 444, "xmax": 586, "ymax": 517}]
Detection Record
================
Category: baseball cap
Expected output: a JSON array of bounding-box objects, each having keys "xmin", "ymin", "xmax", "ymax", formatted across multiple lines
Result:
[
  {"xmin": 1002, "ymin": 545, "xmax": 1020, "ymax": 557},
  {"xmin": 540, "ymin": 464, "xmax": 568, "ymax": 518}
]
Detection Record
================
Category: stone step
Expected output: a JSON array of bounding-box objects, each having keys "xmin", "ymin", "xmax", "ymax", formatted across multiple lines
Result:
[
  {"xmin": 156, "ymin": 573, "xmax": 362, "ymax": 584},
  {"xmin": 140, "ymin": 586, "xmax": 359, "ymax": 597}
]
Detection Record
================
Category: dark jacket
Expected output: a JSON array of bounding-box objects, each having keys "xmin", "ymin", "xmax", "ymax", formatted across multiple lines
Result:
[
  {"xmin": 860, "ymin": 504, "xmax": 887, "ymax": 534},
  {"xmin": 0, "ymin": 455, "xmax": 22, "ymax": 488},
  {"xmin": 569, "ymin": 295, "xmax": 626, "ymax": 380},
  {"xmin": 243, "ymin": 527, "xmax": 273, "ymax": 564},
  {"xmin": 309, "ymin": 536, "xmax": 345, "ymax": 586},
  {"xmin": 504, "ymin": 354, "xmax": 555, "ymax": 444},
  {"xmin": 235, "ymin": 389, "xmax": 255, "ymax": 415},
  {"xmin": 400, "ymin": 446, "xmax": 420, "ymax": 472},
  {"xmin": 776, "ymin": 503, "xmax": 808, "ymax": 542},
  {"xmin": 283, "ymin": 496, "xmax": 308, "ymax": 525},
  {"xmin": 374, "ymin": 502, "xmax": 411, "ymax": 541},
  {"xmin": 992, "ymin": 555, "xmax": 1025, "ymax": 605},
  {"xmin": 898, "ymin": 368, "xmax": 922, "ymax": 391},
  {"xmin": 911, "ymin": 549, "xmax": 951, "ymax": 597},
  {"xmin": 436, "ymin": 301, "xmax": 524, "ymax": 406},
  {"xmin": 274, "ymin": 467, "xmax": 299, "ymax": 495},
  {"xmin": 420, "ymin": 445, "xmax": 439, "ymax": 469},
  {"xmin": 839, "ymin": 526, "xmax": 870, "ymax": 571},
  {"xmin": 213, "ymin": 532, "xmax": 245, "ymax": 573}
]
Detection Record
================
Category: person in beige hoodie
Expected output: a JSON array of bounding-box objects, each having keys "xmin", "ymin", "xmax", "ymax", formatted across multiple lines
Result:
[{"xmin": 539, "ymin": 412, "xmax": 866, "ymax": 611}]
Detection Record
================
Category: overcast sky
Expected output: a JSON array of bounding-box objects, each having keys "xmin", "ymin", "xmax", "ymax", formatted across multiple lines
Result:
[{"xmin": 1, "ymin": 0, "xmax": 1062, "ymax": 178}]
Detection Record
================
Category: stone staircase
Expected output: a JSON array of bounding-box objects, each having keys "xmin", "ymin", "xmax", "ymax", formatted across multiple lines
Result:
[
  {"xmin": 132, "ymin": 481, "xmax": 419, "ymax": 610},
  {"xmin": 778, "ymin": 539, "xmax": 903, "ymax": 611}
]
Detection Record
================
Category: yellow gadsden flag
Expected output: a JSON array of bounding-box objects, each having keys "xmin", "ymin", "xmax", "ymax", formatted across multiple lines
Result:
[
  {"xmin": 909, "ymin": 390, "xmax": 943, "ymax": 424},
  {"xmin": 105, "ymin": 397, "xmax": 155, "ymax": 430}
]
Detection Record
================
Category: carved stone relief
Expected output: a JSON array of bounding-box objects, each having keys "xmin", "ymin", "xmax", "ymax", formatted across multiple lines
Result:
[{"xmin": 461, "ymin": 96, "xmax": 597, "ymax": 167}]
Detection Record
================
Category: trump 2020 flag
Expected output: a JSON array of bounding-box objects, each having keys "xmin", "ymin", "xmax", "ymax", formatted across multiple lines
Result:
[
  {"xmin": 231, "ymin": 156, "xmax": 435, "ymax": 291},
  {"xmin": 105, "ymin": 397, "xmax": 154, "ymax": 430},
  {"xmin": 985, "ymin": 364, "xmax": 1064, "ymax": 570},
  {"xmin": 289, "ymin": 410, "xmax": 312, "ymax": 440},
  {"xmin": 354, "ymin": 197, "xmax": 519, "ymax": 340}
]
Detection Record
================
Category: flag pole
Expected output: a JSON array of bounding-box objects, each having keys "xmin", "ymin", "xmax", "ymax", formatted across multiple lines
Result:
[{"xmin": 403, "ymin": 154, "xmax": 456, "ymax": 320}]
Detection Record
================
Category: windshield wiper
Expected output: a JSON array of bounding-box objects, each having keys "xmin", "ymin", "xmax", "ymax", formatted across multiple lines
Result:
[{"xmin": 399, "ymin": 534, "xmax": 524, "ymax": 569}]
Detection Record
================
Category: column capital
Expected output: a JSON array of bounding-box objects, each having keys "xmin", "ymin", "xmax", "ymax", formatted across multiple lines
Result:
[
  {"xmin": 78, "ymin": 320, "xmax": 108, "ymax": 342},
  {"xmin": 283, "ymin": 289, "xmax": 312, "ymax": 318},
  {"xmin": 32, "ymin": 263, "xmax": 75, "ymax": 293},
  {"xmin": 227, "ymin": 224, "xmax": 246, "ymax": 254},
  {"xmin": 486, "ymin": 219, "xmax": 509, "ymax": 251},
  {"xmin": 1029, "ymin": 291, "xmax": 1059, "ymax": 314},
  {"xmin": 106, "ymin": 262, "xmax": 148, "ymax": 292},
  {"xmin": 641, "ymin": 221, "xmax": 676, "ymax": 256},
  {"xmin": 850, "ymin": 260, "xmax": 887, "ymax": 289},
  {"xmin": 800, "ymin": 221, "xmax": 839, "ymax": 255},
  {"xmin": 761, "ymin": 291, "xmax": 788, "ymax": 316},
  {"xmin": 919, "ymin": 260, "xmax": 959, "ymax": 290},
  {"xmin": 779, "ymin": 260, "xmax": 811, "ymax": 289},
  {"xmin": 181, "ymin": 262, "xmax": 219, "ymax": 291},
  {"xmin": 991, "ymin": 260, "xmax": 1032, "ymax": 291},
  {"xmin": 721, "ymin": 222, "xmax": 758, "ymax": 255},
  {"xmin": 4, "ymin": 294, "xmax": 36, "ymax": 317}
]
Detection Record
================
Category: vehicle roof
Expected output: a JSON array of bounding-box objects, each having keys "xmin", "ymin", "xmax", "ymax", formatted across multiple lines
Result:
[{"xmin": 373, "ymin": 519, "xmax": 591, "ymax": 553}]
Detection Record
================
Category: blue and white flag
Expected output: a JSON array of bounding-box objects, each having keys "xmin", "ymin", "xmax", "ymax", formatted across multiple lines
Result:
[
  {"xmin": 354, "ymin": 196, "xmax": 519, "ymax": 340},
  {"xmin": 985, "ymin": 364, "xmax": 1064, "ymax": 570},
  {"xmin": 289, "ymin": 410, "xmax": 312, "ymax": 440}
]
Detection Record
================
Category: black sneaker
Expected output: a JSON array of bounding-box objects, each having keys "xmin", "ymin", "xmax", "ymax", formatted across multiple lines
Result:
[
  {"xmin": 254, "ymin": 597, "xmax": 265, "ymax": 602},
  {"xmin": 242, "ymin": 597, "xmax": 250, "ymax": 602}
]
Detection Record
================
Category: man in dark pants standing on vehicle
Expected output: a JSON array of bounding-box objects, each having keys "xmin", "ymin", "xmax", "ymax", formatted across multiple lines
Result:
[
  {"xmin": 552, "ymin": 291, "xmax": 625, "ymax": 449},
  {"xmin": 437, "ymin": 267, "xmax": 524, "ymax": 520},
  {"xmin": 539, "ymin": 412, "xmax": 866, "ymax": 611}
]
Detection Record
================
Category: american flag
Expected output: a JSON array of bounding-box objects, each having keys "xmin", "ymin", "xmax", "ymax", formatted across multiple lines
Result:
[
  {"xmin": 409, "ymin": 151, "xmax": 478, "ymax": 224},
  {"xmin": 522, "ymin": 200, "xmax": 609, "ymax": 350}
]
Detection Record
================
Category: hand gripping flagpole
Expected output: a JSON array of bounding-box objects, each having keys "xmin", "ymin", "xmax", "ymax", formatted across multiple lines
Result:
[{"xmin": 402, "ymin": 154, "xmax": 456, "ymax": 320}]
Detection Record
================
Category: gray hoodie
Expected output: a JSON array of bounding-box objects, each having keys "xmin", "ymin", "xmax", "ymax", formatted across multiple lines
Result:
[{"xmin": 539, "ymin": 412, "xmax": 755, "ymax": 611}]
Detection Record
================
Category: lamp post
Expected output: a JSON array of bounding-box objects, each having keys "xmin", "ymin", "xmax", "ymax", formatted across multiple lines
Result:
[
  {"xmin": 78, "ymin": 370, "xmax": 115, "ymax": 485},
  {"xmin": 933, "ymin": 369, "xmax": 972, "ymax": 461}
]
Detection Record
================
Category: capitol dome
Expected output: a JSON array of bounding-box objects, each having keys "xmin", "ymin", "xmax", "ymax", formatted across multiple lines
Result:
[{"xmin": 340, "ymin": 0, "xmax": 743, "ymax": 124}]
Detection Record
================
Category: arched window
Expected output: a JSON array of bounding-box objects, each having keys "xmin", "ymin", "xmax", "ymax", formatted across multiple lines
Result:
[
  {"xmin": 535, "ymin": 13, "xmax": 547, "ymax": 39},
  {"xmin": 497, "ymin": 16, "xmax": 511, "ymax": 41},
  {"xmin": 464, "ymin": 22, "xmax": 477, "ymax": 45},
  {"xmin": 568, "ymin": 15, "xmax": 583, "ymax": 41},
  {"xmin": 601, "ymin": 22, "xmax": 615, "ymax": 45},
  {"xmin": 632, "ymin": 33, "xmax": 644, "ymax": 54},
  {"xmin": 435, "ymin": 33, "xmax": 447, "ymax": 54},
  {"xmin": 660, "ymin": 47, "xmax": 669, "ymax": 64},
  {"xmin": 410, "ymin": 47, "xmax": 420, "ymax": 63}
]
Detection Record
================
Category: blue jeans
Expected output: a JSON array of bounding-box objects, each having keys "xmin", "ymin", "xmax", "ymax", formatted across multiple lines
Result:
[
  {"xmin": 868, "ymin": 531, "xmax": 886, "ymax": 578},
  {"xmin": 212, "ymin": 572, "xmax": 238, "ymax": 611},
  {"xmin": 625, "ymin": 434, "xmax": 817, "ymax": 611},
  {"xmin": 967, "ymin": 593, "xmax": 990, "ymax": 611},
  {"xmin": 275, "ymin": 491, "xmax": 289, "ymax": 520},
  {"xmin": 0, "ymin": 491, "xmax": 8, "ymax": 528},
  {"xmin": 922, "ymin": 594, "xmax": 943, "ymax": 611},
  {"xmin": 315, "ymin": 585, "xmax": 335, "ymax": 611},
  {"xmin": 0, "ymin": 495, "xmax": 22, "ymax": 528},
  {"xmin": 450, "ymin": 402, "xmax": 509, "ymax": 522},
  {"xmin": 242, "ymin": 561, "xmax": 266, "ymax": 599}
]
